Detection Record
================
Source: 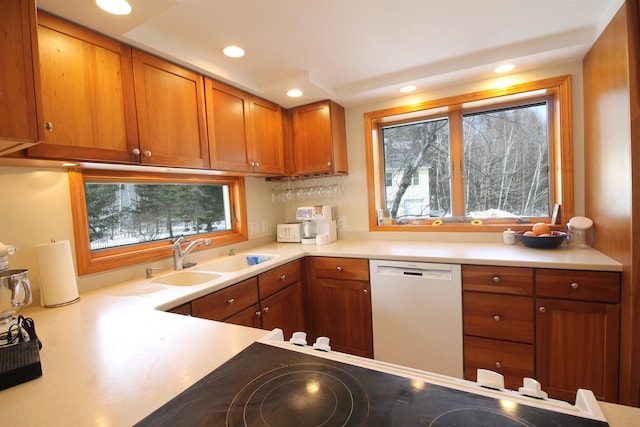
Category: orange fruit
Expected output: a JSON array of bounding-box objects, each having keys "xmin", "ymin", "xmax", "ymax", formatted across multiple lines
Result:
[
  {"xmin": 523, "ymin": 231, "xmax": 537, "ymax": 236},
  {"xmin": 532, "ymin": 222, "xmax": 551, "ymax": 236}
]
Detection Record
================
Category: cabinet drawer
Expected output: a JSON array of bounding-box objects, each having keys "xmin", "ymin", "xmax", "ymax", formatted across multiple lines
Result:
[
  {"xmin": 464, "ymin": 336, "xmax": 534, "ymax": 390},
  {"xmin": 311, "ymin": 257, "xmax": 369, "ymax": 281},
  {"xmin": 463, "ymin": 292, "xmax": 533, "ymax": 343},
  {"xmin": 536, "ymin": 269, "xmax": 620, "ymax": 303},
  {"xmin": 191, "ymin": 277, "xmax": 259, "ymax": 321},
  {"xmin": 462, "ymin": 265, "xmax": 533, "ymax": 295},
  {"xmin": 258, "ymin": 259, "xmax": 302, "ymax": 298}
]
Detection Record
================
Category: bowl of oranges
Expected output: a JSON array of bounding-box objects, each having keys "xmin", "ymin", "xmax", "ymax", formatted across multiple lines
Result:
[{"xmin": 516, "ymin": 223, "xmax": 567, "ymax": 249}]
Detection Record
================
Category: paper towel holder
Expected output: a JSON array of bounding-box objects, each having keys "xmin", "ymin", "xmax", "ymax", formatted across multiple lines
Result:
[{"xmin": 35, "ymin": 240, "xmax": 80, "ymax": 308}]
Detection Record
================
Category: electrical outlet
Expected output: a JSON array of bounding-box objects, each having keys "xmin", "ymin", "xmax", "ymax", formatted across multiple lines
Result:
[
  {"xmin": 249, "ymin": 221, "xmax": 260, "ymax": 235},
  {"xmin": 337, "ymin": 217, "xmax": 346, "ymax": 229}
]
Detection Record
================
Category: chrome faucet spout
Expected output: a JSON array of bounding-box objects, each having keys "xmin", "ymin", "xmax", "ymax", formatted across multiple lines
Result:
[{"xmin": 172, "ymin": 236, "xmax": 212, "ymax": 270}]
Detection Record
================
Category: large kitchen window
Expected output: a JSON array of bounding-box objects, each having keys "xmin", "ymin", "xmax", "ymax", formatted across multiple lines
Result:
[
  {"xmin": 69, "ymin": 169, "xmax": 248, "ymax": 275},
  {"xmin": 365, "ymin": 75, "xmax": 573, "ymax": 231}
]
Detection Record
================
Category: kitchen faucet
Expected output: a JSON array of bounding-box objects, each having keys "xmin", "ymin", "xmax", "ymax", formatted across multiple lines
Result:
[{"xmin": 172, "ymin": 236, "xmax": 212, "ymax": 270}]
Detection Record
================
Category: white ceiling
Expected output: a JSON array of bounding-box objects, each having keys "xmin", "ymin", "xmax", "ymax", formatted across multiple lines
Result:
[{"xmin": 36, "ymin": 0, "xmax": 624, "ymax": 108}]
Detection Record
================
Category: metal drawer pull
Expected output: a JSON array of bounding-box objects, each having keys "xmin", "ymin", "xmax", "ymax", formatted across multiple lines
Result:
[
  {"xmin": 255, "ymin": 311, "xmax": 261, "ymax": 317},
  {"xmin": 44, "ymin": 121, "xmax": 54, "ymax": 132},
  {"xmin": 539, "ymin": 306, "xmax": 546, "ymax": 313},
  {"xmin": 363, "ymin": 289, "xmax": 368, "ymax": 294},
  {"xmin": 493, "ymin": 276, "xmax": 501, "ymax": 283},
  {"xmin": 336, "ymin": 266, "xmax": 342, "ymax": 271},
  {"xmin": 570, "ymin": 282, "xmax": 579, "ymax": 289},
  {"xmin": 227, "ymin": 298, "xmax": 235, "ymax": 305},
  {"xmin": 280, "ymin": 274, "xmax": 286, "ymax": 281},
  {"xmin": 495, "ymin": 362, "xmax": 502, "ymax": 369},
  {"xmin": 493, "ymin": 315, "xmax": 501, "ymax": 321}
]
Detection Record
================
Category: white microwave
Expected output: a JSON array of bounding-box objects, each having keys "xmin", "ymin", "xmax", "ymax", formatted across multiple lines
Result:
[{"xmin": 276, "ymin": 222, "xmax": 302, "ymax": 243}]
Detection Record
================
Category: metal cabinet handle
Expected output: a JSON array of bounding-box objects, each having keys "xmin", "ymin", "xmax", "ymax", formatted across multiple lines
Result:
[
  {"xmin": 227, "ymin": 298, "xmax": 235, "ymax": 305},
  {"xmin": 280, "ymin": 274, "xmax": 286, "ymax": 281},
  {"xmin": 255, "ymin": 311, "xmax": 262, "ymax": 317},
  {"xmin": 539, "ymin": 306, "xmax": 546, "ymax": 313},
  {"xmin": 495, "ymin": 361, "xmax": 502, "ymax": 369},
  {"xmin": 263, "ymin": 307, "xmax": 270, "ymax": 313},
  {"xmin": 44, "ymin": 122, "xmax": 54, "ymax": 132},
  {"xmin": 132, "ymin": 148, "xmax": 141, "ymax": 156},
  {"xmin": 493, "ymin": 315, "xmax": 501, "ymax": 321},
  {"xmin": 326, "ymin": 161, "xmax": 332, "ymax": 166},
  {"xmin": 363, "ymin": 289, "xmax": 368, "ymax": 294},
  {"xmin": 570, "ymin": 282, "xmax": 579, "ymax": 290},
  {"xmin": 254, "ymin": 162, "xmax": 260, "ymax": 167},
  {"xmin": 336, "ymin": 266, "xmax": 342, "ymax": 271},
  {"xmin": 144, "ymin": 150, "xmax": 152, "ymax": 157},
  {"xmin": 493, "ymin": 276, "xmax": 501, "ymax": 283}
]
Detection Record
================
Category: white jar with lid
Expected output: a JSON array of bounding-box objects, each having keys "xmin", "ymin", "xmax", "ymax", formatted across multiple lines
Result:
[
  {"xmin": 567, "ymin": 216, "xmax": 593, "ymax": 248},
  {"xmin": 502, "ymin": 228, "xmax": 516, "ymax": 245}
]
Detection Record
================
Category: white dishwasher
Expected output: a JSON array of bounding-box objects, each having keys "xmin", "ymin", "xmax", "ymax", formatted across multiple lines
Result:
[{"xmin": 369, "ymin": 259, "xmax": 463, "ymax": 378}]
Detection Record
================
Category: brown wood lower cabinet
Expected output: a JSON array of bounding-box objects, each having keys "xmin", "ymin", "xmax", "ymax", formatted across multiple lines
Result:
[
  {"xmin": 535, "ymin": 269, "xmax": 621, "ymax": 403},
  {"xmin": 189, "ymin": 260, "xmax": 305, "ymax": 338},
  {"xmin": 306, "ymin": 257, "xmax": 373, "ymax": 358},
  {"xmin": 464, "ymin": 336, "xmax": 534, "ymax": 391},
  {"xmin": 462, "ymin": 265, "xmax": 621, "ymax": 403}
]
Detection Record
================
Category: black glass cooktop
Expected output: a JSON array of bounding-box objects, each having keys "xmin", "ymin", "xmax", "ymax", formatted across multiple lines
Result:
[{"xmin": 135, "ymin": 342, "xmax": 608, "ymax": 426}]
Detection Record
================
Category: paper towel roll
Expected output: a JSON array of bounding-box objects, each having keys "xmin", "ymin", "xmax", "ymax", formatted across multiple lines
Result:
[{"xmin": 35, "ymin": 240, "xmax": 80, "ymax": 308}]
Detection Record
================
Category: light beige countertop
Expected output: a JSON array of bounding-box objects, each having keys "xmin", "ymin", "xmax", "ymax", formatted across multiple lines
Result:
[{"xmin": 0, "ymin": 239, "xmax": 631, "ymax": 426}]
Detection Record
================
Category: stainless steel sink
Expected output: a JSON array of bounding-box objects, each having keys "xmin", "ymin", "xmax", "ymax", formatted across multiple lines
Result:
[{"xmin": 151, "ymin": 271, "xmax": 221, "ymax": 286}]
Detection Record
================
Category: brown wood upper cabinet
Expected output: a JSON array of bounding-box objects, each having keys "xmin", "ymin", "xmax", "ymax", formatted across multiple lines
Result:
[
  {"xmin": 27, "ymin": 12, "xmax": 139, "ymax": 163},
  {"xmin": 0, "ymin": 0, "xmax": 43, "ymax": 155},
  {"xmin": 205, "ymin": 79, "xmax": 284, "ymax": 175},
  {"xmin": 132, "ymin": 50, "xmax": 209, "ymax": 168},
  {"xmin": 26, "ymin": 12, "xmax": 209, "ymax": 168},
  {"xmin": 289, "ymin": 100, "xmax": 348, "ymax": 176}
]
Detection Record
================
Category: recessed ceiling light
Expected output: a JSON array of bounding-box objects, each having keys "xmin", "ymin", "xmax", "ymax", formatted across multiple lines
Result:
[
  {"xmin": 223, "ymin": 45, "xmax": 245, "ymax": 58},
  {"xmin": 287, "ymin": 89, "xmax": 303, "ymax": 98},
  {"xmin": 96, "ymin": 0, "xmax": 131, "ymax": 15},
  {"xmin": 399, "ymin": 85, "xmax": 416, "ymax": 93},
  {"xmin": 494, "ymin": 64, "xmax": 516, "ymax": 73}
]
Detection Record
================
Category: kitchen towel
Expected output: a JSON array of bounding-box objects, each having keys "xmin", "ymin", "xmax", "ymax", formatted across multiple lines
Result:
[{"xmin": 35, "ymin": 240, "xmax": 80, "ymax": 308}]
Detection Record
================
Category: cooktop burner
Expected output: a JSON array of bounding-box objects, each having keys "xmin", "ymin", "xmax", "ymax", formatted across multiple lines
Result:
[
  {"xmin": 227, "ymin": 362, "xmax": 370, "ymax": 425},
  {"xmin": 136, "ymin": 341, "xmax": 608, "ymax": 426}
]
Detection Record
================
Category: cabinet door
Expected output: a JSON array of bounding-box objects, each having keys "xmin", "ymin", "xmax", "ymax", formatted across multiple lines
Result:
[
  {"xmin": 28, "ymin": 12, "xmax": 138, "ymax": 162},
  {"xmin": 311, "ymin": 277, "xmax": 373, "ymax": 358},
  {"xmin": 205, "ymin": 78, "xmax": 251, "ymax": 172},
  {"xmin": 0, "ymin": 0, "xmax": 42, "ymax": 154},
  {"xmin": 261, "ymin": 282, "xmax": 305, "ymax": 339},
  {"xmin": 226, "ymin": 303, "xmax": 262, "ymax": 329},
  {"xmin": 167, "ymin": 302, "xmax": 191, "ymax": 316},
  {"xmin": 536, "ymin": 298, "xmax": 620, "ymax": 402},
  {"xmin": 249, "ymin": 96, "xmax": 284, "ymax": 174},
  {"xmin": 133, "ymin": 50, "xmax": 208, "ymax": 168},
  {"xmin": 292, "ymin": 100, "xmax": 346, "ymax": 175}
]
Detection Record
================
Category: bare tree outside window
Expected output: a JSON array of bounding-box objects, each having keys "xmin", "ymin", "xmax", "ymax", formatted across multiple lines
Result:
[
  {"xmin": 382, "ymin": 118, "xmax": 450, "ymax": 220},
  {"xmin": 380, "ymin": 101, "xmax": 551, "ymax": 221},
  {"xmin": 463, "ymin": 103, "xmax": 549, "ymax": 218}
]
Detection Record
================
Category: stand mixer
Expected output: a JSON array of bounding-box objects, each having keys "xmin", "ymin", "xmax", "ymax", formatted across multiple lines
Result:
[{"xmin": 0, "ymin": 242, "xmax": 32, "ymax": 328}]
